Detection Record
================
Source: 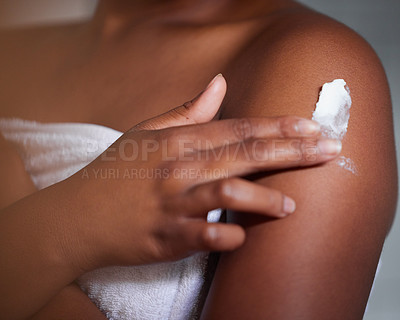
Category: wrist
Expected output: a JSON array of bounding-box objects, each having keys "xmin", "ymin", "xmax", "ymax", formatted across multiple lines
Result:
[
  {"xmin": 0, "ymin": 179, "xmax": 90, "ymax": 318},
  {"xmin": 52, "ymin": 176, "xmax": 105, "ymax": 275}
]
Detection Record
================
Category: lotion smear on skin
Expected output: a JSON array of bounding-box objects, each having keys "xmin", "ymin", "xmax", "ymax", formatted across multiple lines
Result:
[{"xmin": 312, "ymin": 79, "xmax": 357, "ymax": 174}]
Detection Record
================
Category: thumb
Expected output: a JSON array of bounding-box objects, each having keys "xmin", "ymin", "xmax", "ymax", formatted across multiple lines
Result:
[{"xmin": 131, "ymin": 74, "xmax": 226, "ymax": 132}]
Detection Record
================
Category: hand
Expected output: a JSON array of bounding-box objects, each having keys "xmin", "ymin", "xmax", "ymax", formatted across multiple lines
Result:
[{"xmin": 64, "ymin": 74, "xmax": 341, "ymax": 272}]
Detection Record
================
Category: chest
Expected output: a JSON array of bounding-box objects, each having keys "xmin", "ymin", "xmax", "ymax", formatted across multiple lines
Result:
[{"xmin": 0, "ymin": 24, "xmax": 256, "ymax": 131}]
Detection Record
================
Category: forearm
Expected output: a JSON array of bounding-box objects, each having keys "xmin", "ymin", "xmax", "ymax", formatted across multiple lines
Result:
[
  {"xmin": 30, "ymin": 283, "xmax": 107, "ymax": 320},
  {"xmin": 0, "ymin": 179, "xmax": 88, "ymax": 320},
  {"xmin": 0, "ymin": 134, "xmax": 36, "ymax": 208}
]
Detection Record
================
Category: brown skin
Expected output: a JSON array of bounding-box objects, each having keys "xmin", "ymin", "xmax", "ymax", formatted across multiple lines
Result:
[
  {"xmin": 202, "ymin": 12, "xmax": 398, "ymax": 320},
  {"xmin": 1, "ymin": 75, "xmax": 338, "ymax": 320},
  {"xmin": 30, "ymin": 283, "xmax": 107, "ymax": 320},
  {"xmin": 0, "ymin": 135, "xmax": 36, "ymax": 208},
  {"xmin": 0, "ymin": 0, "xmax": 397, "ymax": 319}
]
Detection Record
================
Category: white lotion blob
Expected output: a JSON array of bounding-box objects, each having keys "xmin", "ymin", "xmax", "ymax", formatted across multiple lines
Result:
[
  {"xmin": 312, "ymin": 79, "xmax": 357, "ymax": 174},
  {"xmin": 312, "ymin": 79, "xmax": 352, "ymax": 139}
]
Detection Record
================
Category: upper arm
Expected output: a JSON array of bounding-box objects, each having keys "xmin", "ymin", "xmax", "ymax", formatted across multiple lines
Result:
[{"xmin": 202, "ymin": 12, "xmax": 398, "ymax": 319}]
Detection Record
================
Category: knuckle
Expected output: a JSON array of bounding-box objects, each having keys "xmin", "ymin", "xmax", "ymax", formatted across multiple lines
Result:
[
  {"xmin": 282, "ymin": 139, "xmax": 304, "ymax": 163},
  {"xmin": 301, "ymin": 138, "xmax": 318, "ymax": 163},
  {"xmin": 232, "ymin": 118, "xmax": 254, "ymax": 141},
  {"xmin": 158, "ymin": 158, "xmax": 175, "ymax": 172},
  {"xmin": 277, "ymin": 116, "xmax": 298, "ymax": 137},
  {"xmin": 143, "ymin": 129, "xmax": 162, "ymax": 143},
  {"xmin": 169, "ymin": 105, "xmax": 191, "ymax": 122},
  {"xmin": 160, "ymin": 128, "xmax": 181, "ymax": 150},
  {"xmin": 156, "ymin": 162, "xmax": 179, "ymax": 190},
  {"xmin": 145, "ymin": 221, "xmax": 173, "ymax": 260},
  {"xmin": 182, "ymin": 100, "xmax": 194, "ymax": 110},
  {"xmin": 292, "ymin": 138, "xmax": 304, "ymax": 154},
  {"xmin": 251, "ymin": 139, "xmax": 271, "ymax": 162},
  {"xmin": 214, "ymin": 179, "xmax": 234, "ymax": 202},
  {"xmin": 201, "ymin": 226, "xmax": 220, "ymax": 249},
  {"xmin": 161, "ymin": 127, "xmax": 176, "ymax": 140}
]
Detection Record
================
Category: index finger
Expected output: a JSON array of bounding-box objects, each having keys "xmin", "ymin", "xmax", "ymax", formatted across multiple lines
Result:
[{"xmin": 167, "ymin": 116, "xmax": 321, "ymax": 151}]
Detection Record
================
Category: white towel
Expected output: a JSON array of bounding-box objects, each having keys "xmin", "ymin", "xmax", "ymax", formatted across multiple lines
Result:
[{"xmin": 0, "ymin": 118, "xmax": 221, "ymax": 320}]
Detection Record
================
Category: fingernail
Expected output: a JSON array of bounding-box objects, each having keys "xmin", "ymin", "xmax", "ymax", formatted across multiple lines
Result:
[
  {"xmin": 283, "ymin": 196, "xmax": 296, "ymax": 215},
  {"xmin": 296, "ymin": 120, "xmax": 320, "ymax": 135},
  {"xmin": 206, "ymin": 73, "xmax": 222, "ymax": 90},
  {"xmin": 318, "ymin": 139, "xmax": 342, "ymax": 155}
]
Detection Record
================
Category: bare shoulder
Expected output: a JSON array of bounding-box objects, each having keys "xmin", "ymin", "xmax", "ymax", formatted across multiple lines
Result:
[
  {"xmin": 222, "ymin": 7, "xmax": 398, "ymax": 219},
  {"xmin": 222, "ymin": 7, "xmax": 390, "ymax": 119},
  {"xmin": 202, "ymin": 9, "xmax": 398, "ymax": 319}
]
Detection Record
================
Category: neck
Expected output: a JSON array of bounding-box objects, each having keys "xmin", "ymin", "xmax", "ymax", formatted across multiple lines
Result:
[
  {"xmin": 93, "ymin": 0, "xmax": 231, "ymax": 34},
  {"xmin": 91, "ymin": 0, "xmax": 296, "ymax": 38}
]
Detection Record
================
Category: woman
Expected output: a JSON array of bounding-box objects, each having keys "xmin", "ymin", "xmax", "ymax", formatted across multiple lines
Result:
[{"xmin": 0, "ymin": 0, "xmax": 397, "ymax": 319}]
